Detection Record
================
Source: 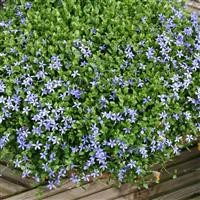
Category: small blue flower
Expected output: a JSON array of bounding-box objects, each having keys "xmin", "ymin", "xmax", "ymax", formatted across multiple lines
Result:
[
  {"xmin": 32, "ymin": 141, "xmax": 42, "ymax": 150},
  {"xmin": 146, "ymin": 47, "xmax": 155, "ymax": 59},
  {"xmin": 136, "ymin": 166, "xmax": 142, "ymax": 175},
  {"xmin": 70, "ymin": 174, "xmax": 80, "ymax": 184},
  {"xmin": 185, "ymin": 135, "xmax": 194, "ymax": 143},
  {"xmin": 184, "ymin": 27, "xmax": 192, "ymax": 36},
  {"xmin": 25, "ymin": 2, "xmax": 32, "ymax": 9},
  {"xmin": 22, "ymin": 168, "xmax": 31, "ymax": 178},
  {"xmin": 127, "ymin": 160, "xmax": 136, "ymax": 169},
  {"xmin": 70, "ymin": 89, "xmax": 82, "ymax": 99},
  {"xmin": 184, "ymin": 111, "xmax": 191, "ymax": 120},
  {"xmin": 47, "ymin": 180, "xmax": 56, "ymax": 190},
  {"xmin": 0, "ymin": 81, "xmax": 6, "ymax": 93}
]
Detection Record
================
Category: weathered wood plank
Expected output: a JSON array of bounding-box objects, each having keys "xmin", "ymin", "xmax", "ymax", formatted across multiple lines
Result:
[
  {"xmin": 187, "ymin": 1, "xmax": 200, "ymax": 10},
  {"xmin": 165, "ymin": 147, "xmax": 200, "ymax": 168},
  {"xmin": 3, "ymin": 151, "xmax": 199, "ymax": 200},
  {"xmin": 152, "ymin": 182, "xmax": 200, "ymax": 200},
  {"xmin": 113, "ymin": 197, "xmax": 126, "ymax": 200},
  {"xmin": 188, "ymin": 195, "xmax": 200, "ymax": 200},
  {"xmin": 77, "ymin": 187, "xmax": 123, "ymax": 200},
  {"xmin": 0, "ymin": 178, "xmax": 26, "ymax": 197},
  {"xmin": 187, "ymin": 0, "xmax": 200, "ymax": 13},
  {"xmin": 160, "ymin": 157, "xmax": 200, "ymax": 182},
  {"xmin": 150, "ymin": 170, "xmax": 200, "ymax": 198},
  {"xmin": 42, "ymin": 180, "xmax": 113, "ymax": 200},
  {"xmin": 3, "ymin": 148, "xmax": 199, "ymax": 200},
  {"xmin": 0, "ymin": 164, "xmax": 35, "ymax": 188},
  {"xmin": 114, "ymin": 195, "xmax": 135, "ymax": 200},
  {"xmin": 77, "ymin": 184, "xmax": 138, "ymax": 200},
  {"xmin": 3, "ymin": 180, "xmax": 75, "ymax": 200},
  {"xmin": 152, "ymin": 147, "xmax": 200, "ymax": 171},
  {"xmin": 3, "ymin": 180, "xmax": 128, "ymax": 200},
  {"xmin": 113, "ymin": 189, "xmax": 150, "ymax": 200}
]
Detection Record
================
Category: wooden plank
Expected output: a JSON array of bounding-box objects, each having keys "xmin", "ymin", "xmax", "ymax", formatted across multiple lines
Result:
[
  {"xmin": 165, "ymin": 147, "xmax": 200, "ymax": 168},
  {"xmin": 152, "ymin": 147, "xmax": 200, "ymax": 171},
  {"xmin": 160, "ymin": 157, "xmax": 200, "ymax": 182},
  {"xmin": 113, "ymin": 197, "xmax": 126, "ymax": 200},
  {"xmin": 0, "ymin": 164, "xmax": 35, "ymax": 188},
  {"xmin": 187, "ymin": 1, "xmax": 200, "ymax": 13},
  {"xmin": 3, "ymin": 179, "xmax": 115, "ymax": 200},
  {"xmin": 153, "ymin": 147, "xmax": 199, "ymax": 170},
  {"xmin": 3, "ymin": 180, "xmax": 75, "ymax": 200},
  {"xmin": 3, "ymin": 149, "xmax": 199, "ymax": 200},
  {"xmin": 188, "ymin": 195, "xmax": 200, "ymax": 200},
  {"xmin": 114, "ymin": 195, "xmax": 134, "ymax": 200},
  {"xmin": 1, "ymin": 147, "xmax": 199, "ymax": 200},
  {"xmin": 42, "ymin": 180, "xmax": 113, "ymax": 200},
  {"xmin": 77, "ymin": 184, "xmax": 137, "ymax": 200},
  {"xmin": 0, "ymin": 177, "xmax": 26, "ymax": 197},
  {"xmin": 114, "ymin": 189, "xmax": 149, "ymax": 200},
  {"xmin": 152, "ymin": 182, "xmax": 200, "ymax": 200},
  {"xmin": 150, "ymin": 170, "xmax": 200, "ymax": 198},
  {"xmin": 77, "ymin": 187, "xmax": 123, "ymax": 200},
  {"xmin": 187, "ymin": 1, "xmax": 200, "ymax": 10}
]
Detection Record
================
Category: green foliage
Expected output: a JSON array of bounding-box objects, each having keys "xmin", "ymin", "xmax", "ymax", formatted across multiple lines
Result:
[{"xmin": 0, "ymin": 0, "xmax": 199, "ymax": 189}]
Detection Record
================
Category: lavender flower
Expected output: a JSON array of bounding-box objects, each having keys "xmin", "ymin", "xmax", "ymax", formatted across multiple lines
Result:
[
  {"xmin": 47, "ymin": 180, "xmax": 56, "ymax": 190},
  {"xmin": 32, "ymin": 141, "xmax": 42, "ymax": 150},
  {"xmin": 70, "ymin": 174, "xmax": 80, "ymax": 184},
  {"xmin": 136, "ymin": 166, "xmax": 142, "ymax": 175},
  {"xmin": 127, "ymin": 160, "xmax": 136, "ymax": 169},
  {"xmin": 70, "ymin": 89, "xmax": 82, "ymax": 99},
  {"xmin": 139, "ymin": 147, "xmax": 148, "ymax": 158},
  {"xmin": 24, "ymin": 2, "xmax": 32, "ymax": 9},
  {"xmin": 184, "ymin": 111, "xmax": 191, "ymax": 120},
  {"xmin": 185, "ymin": 135, "xmax": 194, "ymax": 143},
  {"xmin": 0, "ymin": 81, "xmax": 5, "ymax": 93},
  {"xmin": 22, "ymin": 168, "xmax": 31, "ymax": 178},
  {"xmin": 13, "ymin": 158, "xmax": 22, "ymax": 168},
  {"xmin": 146, "ymin": 47, "xmax": 155, "ymax": 59}
]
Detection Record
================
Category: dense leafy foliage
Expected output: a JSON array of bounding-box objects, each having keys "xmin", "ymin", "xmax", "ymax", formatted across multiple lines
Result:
[{"xmin": 0, "ymin": 0, "xmax": 199, "ymax": 189}]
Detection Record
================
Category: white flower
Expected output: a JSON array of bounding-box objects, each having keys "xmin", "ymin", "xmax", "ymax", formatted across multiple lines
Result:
[{"xmin": 185, "ymin": 135, "xmax": 194, "ymax": 143}]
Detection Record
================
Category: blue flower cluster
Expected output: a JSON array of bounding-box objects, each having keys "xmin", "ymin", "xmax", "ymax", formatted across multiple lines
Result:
[{"xmin": 0, "ymin": 0, "xmax": 199, "ymax": 189}]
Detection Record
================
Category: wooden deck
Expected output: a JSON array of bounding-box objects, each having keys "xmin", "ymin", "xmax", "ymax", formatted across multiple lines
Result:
[{"xmin": 0, "ymin": 146, "xmax": 199, "ymax": 200}]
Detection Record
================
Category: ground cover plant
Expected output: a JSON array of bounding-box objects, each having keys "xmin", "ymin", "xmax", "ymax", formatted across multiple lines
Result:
[{"xmin": 0, "ymin": 0, "xmax": 199, "ymax": 189}]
